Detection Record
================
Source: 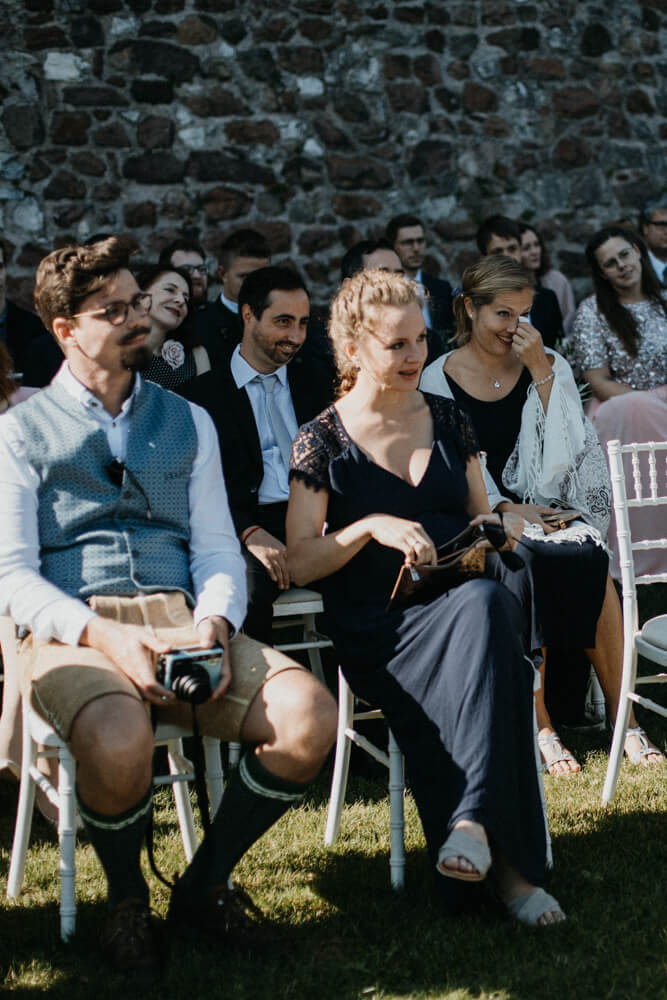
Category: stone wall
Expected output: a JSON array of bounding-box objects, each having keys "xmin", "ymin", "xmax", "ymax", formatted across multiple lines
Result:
[{"xmin": 1, "ymin": 0, "xmax": 665, "ymax": 307}]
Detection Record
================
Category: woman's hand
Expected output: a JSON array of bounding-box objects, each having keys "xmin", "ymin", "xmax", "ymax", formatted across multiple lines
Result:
[
  {"xmin": 470, "ymin": 511, "xmax": 526, "ymax": 550},
  {"xmin": 512, "ymin": 320, "xmax": 552, "ymax": 382},
  {"xmin": 496, "ymin": 501, "xmax": 558, "ymax": 533},
  {"xmin": 366, "ymin": 514, "xmax": 437, "ymax": 565}
]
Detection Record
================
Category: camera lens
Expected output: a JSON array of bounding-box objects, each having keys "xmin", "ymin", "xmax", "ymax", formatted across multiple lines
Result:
[{"xmin": 170, "ymin": 663, "xmax": 212, "ymax": 704}]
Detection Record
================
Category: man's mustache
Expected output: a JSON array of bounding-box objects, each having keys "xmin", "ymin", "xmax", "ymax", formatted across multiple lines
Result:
[{"xmin": 120, "ymin": 325, "xmax": 151, "ymax": 345}]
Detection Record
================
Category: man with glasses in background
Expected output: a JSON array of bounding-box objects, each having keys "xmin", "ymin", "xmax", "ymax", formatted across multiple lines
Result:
[
  {"xmin": 158, "ymin": 238, "xmax": 210, "ymax": 308},
  {"xmin": 639, "ymin": 197, "xmax": 667, "ymax": 285},
  {"xmin": 385, "ymin": 213, "xmax": 453, "ymax": 360}
]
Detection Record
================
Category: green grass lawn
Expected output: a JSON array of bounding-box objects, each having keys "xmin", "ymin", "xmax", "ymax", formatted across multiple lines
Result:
[
  {"xmin": 1, "ymin": 585, "xmax": 665, "ymax": 998},
  {"xmin": 1, "ymin": 715, "xmax": 665, "ymax": 1000}
]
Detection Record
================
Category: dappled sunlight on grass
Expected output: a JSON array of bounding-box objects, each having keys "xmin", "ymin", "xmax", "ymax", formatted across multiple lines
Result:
[{"xmin": 0, "ymin": 691, "xmax": 664, "ymax": 998}]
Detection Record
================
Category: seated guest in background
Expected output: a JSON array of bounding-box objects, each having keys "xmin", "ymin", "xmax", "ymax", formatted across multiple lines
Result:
[
  {"xmin": 573, "ymin": 225, "xmax": 667, "ymax": 580},
  {"xmin": 421, "ymin": 255, "xmax": 663, "ymax": 772},
  {"xmin": 386, "ymin": 213, "xmax": 454, "ymax": 358},
  {"xmin": 287, "ymin": 269, "xmax": 571, "ymax": 927},
  {"xmin": 476, "ymin": 215, "xmax": 563, "ymax": 349},
  {"xmin": 134, "ymin": 264, "xmax": 212, "ymax": 389},
  {"xmin": 340, "ymin": 239, "xmax": 404, "ymax": 280},
  {"xmin": 0, "ymin": 237, "xmax": 335, "ymax": 978},
  {"xmin": 0, "ymin": 237, "xmax": 57, "ymax": 387},
  {"xmin": 158, "ymin": 238, "xmax": 210, "ymax": 309},
  {"xmin": 180, "ymin": 266, "xmax": 333, "ymax": 644},
  {"xmin": 0, "ymin": 340, "xmax": 38, "ymax": 413},
  {"xmin": 639, "ymin": 197, "xmax": 667, "ymax": 286},
  {"xmin": 195, "ymin": 229, "xmax": 271, "ymax": 364},
  {"xmin": 519, "ymin": 223, "xmax": 577, "ymax": 335}
]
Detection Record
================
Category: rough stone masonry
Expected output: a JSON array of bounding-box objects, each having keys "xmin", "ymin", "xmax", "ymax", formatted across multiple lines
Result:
[{"xmin": 1, "ymin": 0, "xmax": 664, "ymax": 306}]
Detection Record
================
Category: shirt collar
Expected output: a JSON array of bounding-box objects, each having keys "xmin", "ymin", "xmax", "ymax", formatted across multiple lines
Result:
[
  {"xmin": 230, "ymin": 344, "xmax": 289, "ymax": 390},
  {"xmin": 220, "ymin": 291, "xmax": 239, "ymax": 314},
  {"xmin": 55, "ymin": 361, "xmax": 142, "ymax": 416},
  {"xmin": 648, "ymin": 248, "xmax": 667, "ymax": 277}
]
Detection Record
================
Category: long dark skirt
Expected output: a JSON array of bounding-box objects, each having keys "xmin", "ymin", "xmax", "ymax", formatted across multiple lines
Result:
[{"xmin": 342, "ymin": 577, "xmax": 547, "ymax": 887}]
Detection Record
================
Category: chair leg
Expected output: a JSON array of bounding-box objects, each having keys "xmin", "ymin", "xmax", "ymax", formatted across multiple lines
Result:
[
  {"xmin": 324, "ymin": 669, "xmax": 355, "ymax": 846},
  {"xmin": 7, "ymin": 714, "xmax": 38, "ymax": 899},
  {"xmin": 168, "ymin": 739, "xmax": 198, "ymax": 862},
  {"xmin": 58, "ymin": 748, "xmax": 77, "ymax": 941},
  {"xmin": 602, "ymin": 649, "xmax": 637, "ymax": 805},
  {"xmin": 203, "ymin": 737, "xmax": 224, "ymax": 815},
  {"xmin": 387, "ymin": 729, "xmax": 405, "ymax": 889},
  {"xmin": 303, "ymin": 613, "xmax": 326, "ymax": 683}
]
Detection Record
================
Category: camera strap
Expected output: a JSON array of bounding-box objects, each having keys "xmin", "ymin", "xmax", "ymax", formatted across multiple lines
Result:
[{"xmin": 145, "ymin": 704, "xmax": 212, "ymax": 888}]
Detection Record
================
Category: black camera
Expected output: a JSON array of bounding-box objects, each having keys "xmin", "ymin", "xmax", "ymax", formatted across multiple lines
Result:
[{"xmin": 156, "ymin": 645, "xmax": 223, "ymax": 704}]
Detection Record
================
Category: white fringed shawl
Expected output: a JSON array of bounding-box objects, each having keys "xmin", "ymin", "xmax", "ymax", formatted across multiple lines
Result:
[{"xmin": 420, "ymin": 349, "xmax": 611, "ymax": 535}]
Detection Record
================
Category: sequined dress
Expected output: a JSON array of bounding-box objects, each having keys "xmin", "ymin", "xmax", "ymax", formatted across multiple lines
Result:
[
  {"xmin": 573, "ymin": 296, "xmax": 667, "ymax": 578},
  {"xmin": 573, "ymin": 296, "xmax": 667, "ymax": 390}
]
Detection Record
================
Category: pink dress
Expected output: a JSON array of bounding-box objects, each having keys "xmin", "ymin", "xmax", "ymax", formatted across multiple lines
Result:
[{"xmin": 574, "ymin": 297, "xmax": 667, "ymax": 579}]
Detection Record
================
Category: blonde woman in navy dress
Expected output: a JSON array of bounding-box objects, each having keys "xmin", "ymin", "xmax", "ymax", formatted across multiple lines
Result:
[{"xmin": 286, "ymin": 270, "xmax": 574, "ymax": 927}]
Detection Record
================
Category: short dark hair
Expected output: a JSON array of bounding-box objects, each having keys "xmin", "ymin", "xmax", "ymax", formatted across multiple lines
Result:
[
  {"xmin": 638, "ymin": 196, "xmax": 667, "ymax": 229},
  {"xmin": 340, "ymin": 238, "xmax": 395, "ymax": 281},
  {"xmin": 158, "ymin": 238, "xmax": 206, "ymax": 269},
  {"xmin": 219, "ymin": 229, "xmax": 271, "ymax": 270},
  {"xmin": 238, "ymin": 266, "xmax": 308, "ymax": 320},
  {"xmin": 386, "ymin": 214, "xmax": 424, "ymax": 246},
  {"xmin": 476, "ymin": 215, "xmax": 521, "ymax": 255},
  {"xmin": 34, "ymin": 235, "xmax": 139, "ymax": 332}
]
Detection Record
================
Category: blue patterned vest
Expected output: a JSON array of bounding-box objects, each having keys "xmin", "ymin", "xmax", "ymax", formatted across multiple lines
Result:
[{"xmin": 13, "ymin": 378, "xmax": 198, "ymax": 602}]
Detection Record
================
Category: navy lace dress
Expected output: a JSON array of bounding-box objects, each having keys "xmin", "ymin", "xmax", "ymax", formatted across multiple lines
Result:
[{"xmin": 291, "ymin": 395, "xmax": 553, "ymax": 880}]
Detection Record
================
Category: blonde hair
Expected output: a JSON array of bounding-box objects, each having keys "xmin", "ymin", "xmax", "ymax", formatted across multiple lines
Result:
[
  {"xmin": 328, "ymin": 269, "xmax": 422, "ymax": 395},
  {"xmin": 453, "ymin": 256, "xmax": 534, "ymax": 345}
]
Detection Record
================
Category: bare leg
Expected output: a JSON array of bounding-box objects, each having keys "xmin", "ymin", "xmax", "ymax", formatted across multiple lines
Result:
[
  {"xmin": 240, "ymin": 667, "xmax": 337, "ymax": 781},
  {"xmin": 70, "ymin": 695, "xmax": 154, "ymax": 813},
  {"xmin": 585, "ymin": 574, "xmax": 663, "ymax": 766},
  {"xmin": 535, "ymin": 650, "xmax": 580, "ymax": 776}
]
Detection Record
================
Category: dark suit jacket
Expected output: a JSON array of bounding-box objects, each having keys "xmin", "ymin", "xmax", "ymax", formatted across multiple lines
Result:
[
  {"xmin": 179, "ymin": 351, "xmax": 334, "ymax": 535},
  {"xmin": 421, "ymin": 272, "xmax": 454, "ymax": 361},
  {"xmin": 1, "ymin": 301, "xmax": 55, "ymax": 385},
  {"xmin": 530, "ymin": 286, "xmax": 563, "ymax": 351},
  {"xmin": 194, "ymin": 298, "xmax": 243, "ymax": 368}
]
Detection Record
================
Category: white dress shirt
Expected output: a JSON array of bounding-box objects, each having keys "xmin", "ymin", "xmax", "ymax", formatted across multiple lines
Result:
[
  {"xmin": 414, "ymin": 268, "xmax": 433, "ymax": 331},
  {"xmin": 647, "ymin": 249, "xmax": 667, "ymax": 285},
  {"xmin": 230, "ymin": 345, "xmax": 298, "ymax": 504},
  {"xmin": 0, "ymin": 364, "xmax": 247, "ymax": 645},
  {"xmin": 220, "ymin": 292, "xmax": 239, "ymax": 314}
]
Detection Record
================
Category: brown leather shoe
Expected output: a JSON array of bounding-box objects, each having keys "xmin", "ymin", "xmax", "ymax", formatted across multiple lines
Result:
[
  {"xmin": 168, "ymin": 881, "xmax": 270, "ymax": 950},
  {"xmin": 100, "ymin": 898, "xmax": 163, "ymax": 981}
]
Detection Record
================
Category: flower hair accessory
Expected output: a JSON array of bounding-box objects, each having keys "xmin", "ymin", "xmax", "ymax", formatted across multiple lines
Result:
[{"xmin": 161, "ymin": 339, "xmax": 185, "ymax": 370}]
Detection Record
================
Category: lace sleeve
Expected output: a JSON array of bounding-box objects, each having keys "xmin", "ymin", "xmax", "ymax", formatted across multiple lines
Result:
[
  {"xmin": 424, "ymin": 393, "xmax": 479, "ymax": 461},
  {"xmin": 290, "ymin": 406, "xmax": 344, "ymax": 493}
]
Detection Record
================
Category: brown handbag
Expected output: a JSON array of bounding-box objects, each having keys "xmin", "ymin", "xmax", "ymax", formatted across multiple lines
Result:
[
  {"xmin": 541, "ymin": 509, "xmax": 582, "ymax": 530},
  {"xmin": 386, "ymin": 523, "xmax": 491, "ymax": 612}
]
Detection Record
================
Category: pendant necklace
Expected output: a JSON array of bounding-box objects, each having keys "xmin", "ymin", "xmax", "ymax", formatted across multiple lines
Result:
[{"xmin": 491, "ymin": 374, "xmax": 502, "ymax": 389}]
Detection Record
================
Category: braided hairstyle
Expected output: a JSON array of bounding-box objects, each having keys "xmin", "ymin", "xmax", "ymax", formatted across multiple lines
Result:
[{"xmin": 328, "ymin": 269, "xmax": 423, "ymax": 396}]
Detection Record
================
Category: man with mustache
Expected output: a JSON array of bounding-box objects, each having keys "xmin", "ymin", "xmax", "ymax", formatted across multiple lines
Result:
[
  {"xmin": 0, "ymin": 239, "xmax": 336, "ymax": 979},
  {"xmin": 180, "ymin": 266, "xmax": 333, "ymax": 643}
]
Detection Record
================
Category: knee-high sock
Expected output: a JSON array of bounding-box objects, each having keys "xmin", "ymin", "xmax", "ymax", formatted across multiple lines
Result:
[
  {"xmin": 76, "ymin": 785, "xmax": 152, "ymax": 906},
  {"xmin": 176, "ymin": 752, "xmax": 307, "ymax": 896}
]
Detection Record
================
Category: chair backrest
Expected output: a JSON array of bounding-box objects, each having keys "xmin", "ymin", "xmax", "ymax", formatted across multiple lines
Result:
[{"xmin": 607, "ymin": 438, "xmax": 667, "ymax": 627}]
